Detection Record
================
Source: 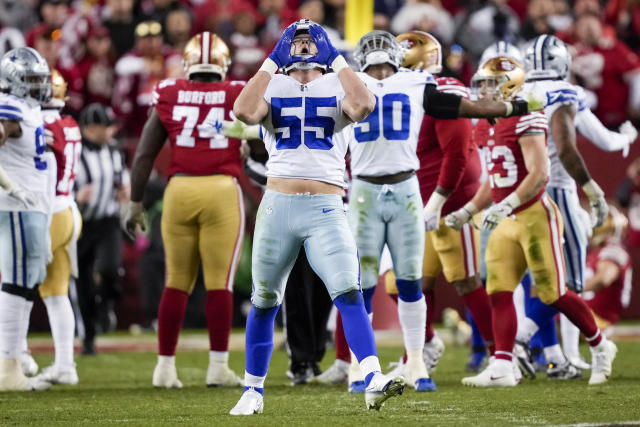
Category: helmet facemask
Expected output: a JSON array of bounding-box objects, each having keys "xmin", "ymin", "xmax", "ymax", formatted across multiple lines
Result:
[
  {"xmin": 354, "ymin": 31, "xmax": 403, "ymax": 72},
  {"xmin": 281, "ymin": 21, "xmax": 327, "ymax": 75},
  {"xmin": 471, "ymin": 57, "xmax": 525, "ymax": 101}
]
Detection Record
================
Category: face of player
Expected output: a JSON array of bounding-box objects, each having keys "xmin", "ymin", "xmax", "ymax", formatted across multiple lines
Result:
[{"xmin": 290, "ymin": 33, "xmax": 318, "ymax": 57}]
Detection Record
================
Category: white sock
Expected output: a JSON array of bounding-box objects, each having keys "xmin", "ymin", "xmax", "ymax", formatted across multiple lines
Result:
[
  {"xmin": 349, "ymin": 350, "xmax": 363, "ymax": 381},
  {"xmin": 158, "ymin": 355, "xmax": 176, "ymax": 365},
  {"xmin": 398, "ymin": 295, "xmax": 426, "ymax": 351},
  {"xmin": 244, "ymin": 371, "xmax": 265, "ymax": 389},
  {"xmin": 43, "ymin": 296, "xmax": 76, "ymax": 368},
  {"xmin": 209, "ymin": 350, "xmax": 229, "ymax": 364},
  {"xmin": 560, "ymin": 314, "xmax": 581, "ymax": 359},
  {"xmin": 21, "ymin": 300, "xmax": 34, "ymax": 354},
  {"xmin": 513, "ymin": 284, "xmax": 526, "ymax": 326},
  {"xmin": 0, "ymin": 291, "xmax": 27, "ymax": 359},
  {"xmin": 359, "ymin": 355, "xmax": 381, "ymax": 381},
  {"xmin": 516, "ymin": 317, "xmax": 539, "ymax": 344},
  {"xmin": 543, "ymin": 344, "xmax": 567, "ymax": 365}
]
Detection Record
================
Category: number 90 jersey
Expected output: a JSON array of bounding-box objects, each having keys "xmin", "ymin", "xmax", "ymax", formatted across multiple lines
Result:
[
  {"xmin": 260, "ymin": 73, "xmax": 355, "ymax": 188},
  {"xmin": 348, "ymin": 69, "xmax": 435, "ymax": 177},
  {"xmin": 0, "ymin": 93, "xmax": 49, "ymax": 213},
  {"xmin": 485, "ymin": 112, "xmax": 548, "ymax": 214},
  {"xmin": 153, "ymin": 78, "xmax": 245, "ymax": 178}
]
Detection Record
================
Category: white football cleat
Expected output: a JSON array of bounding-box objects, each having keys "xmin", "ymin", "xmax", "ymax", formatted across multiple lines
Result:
[
  {"xmin": 229, "ymin": 388, "xmax": 264, "ymax": 415},
  {"xmin": 568, "ymin": 355, "xmax": 591, "ymax": 370},
  {"xmin": 512, "ymin": 359, "xmax": 522, "ymax": 384},
  {"xmin": 348, "ymin": 357, "xmax": 365, "ymax": 393},
  {"xmin": 152, "ymin": 356, "xmax": 183, "ymax": 389},
  {"xmin": 423, "ymin": 334, "xmax": 445, "ymax": 372},
  {"xmin": 0, "ymin": 358, "xmax": 50, "ymax": 391},
  {"xmin": 405, "ymin": 357, "xmax": 436, "ymax": 392},
  {"xmin": 308, "ymin": 359, "xmax": 349, "ymax": 385},
  {"xmin": 20, "ymin": 351, "xmax": 39, "ymax": 377},
  {"xmin": 462, "ymin": 360, "xmax": 517, "ymax": 388},
  {"xmin": 589, "ymin": 339, "xmax": 617, "ymax": 385},
  {"xmin": 36, "ymin": 364, "xmax": 79, "ymax": 385},
  {"xmin": 513, "ymin": 341, "xmax": 536, "ymax": 379},
  {"xmin": 365, "ymin": 373, "xmax": 406, "ymax": 410},
  {"xmin": 385, "ymin": 357, "xmax": 405, "ymax": 379},
  {"xmin": 206, "ymin": 363, "xmax": 242, "ymax": 387}
]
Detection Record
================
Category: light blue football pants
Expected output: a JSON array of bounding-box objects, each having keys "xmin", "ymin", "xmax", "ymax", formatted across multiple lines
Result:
[
  {"xmin": 0, "ymin": 211, "xmax": 48, "ymax": 288},
  {"xmin": 251, "ymin": 190, "xmax": 360, "ymax": 309},
  {"xmin": 547, "ymin": 186, "xmax": 589, "ymax": 292},
  {"xmin": 347, "ymin": 176, "xmax": 424, "ymax": 290}
]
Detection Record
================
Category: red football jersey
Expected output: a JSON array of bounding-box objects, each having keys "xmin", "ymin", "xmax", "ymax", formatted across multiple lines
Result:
[
  {"xmin": 486, "ymin": 112, "xmax": 548, "ymax": 213},
  {"xmin": 416, "ymin": 77, "xmax": 481, "ymax": 215},
  {"xmin": 153, "ymin": 78, "xmax": 245, "ymax": 178},
  {"xmin": 585, "ymin": 242, "xmax": 632, "ymax": 324},
  {"xmin": 43, "ymin": 113, "xmax": 83, "ymax": 198}
]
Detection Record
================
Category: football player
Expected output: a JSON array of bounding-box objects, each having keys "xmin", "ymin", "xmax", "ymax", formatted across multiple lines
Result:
[
  {"xmin": 0, "ymin": 47, "xmax": 53, "ymax": 391},
  {"xmin": 35, "ymin": 69, "xmax": 82, "ymax": 385},
  {"xmin": 228, "ymin": 19, "xmax": 406, "ymax": 415},
  {"xmin": 584, "ymin": 205, "xmax": 632, "ymax": 332},
  {"xmin": 445, "ymin": 57, "xmax": 617, "ymax": 386},
  {"xmin": 125, "ymin": 32, "xmax": 245, "ymax": 389}
]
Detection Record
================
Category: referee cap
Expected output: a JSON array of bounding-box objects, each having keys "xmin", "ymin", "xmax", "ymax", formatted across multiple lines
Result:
[{"xmin": 79, "ymin": 103, "xmax": 117, "ymax": 127}]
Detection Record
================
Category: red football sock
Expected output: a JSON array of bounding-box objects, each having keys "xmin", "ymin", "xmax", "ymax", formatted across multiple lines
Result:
[
  {"xmin": 158, "ymin": 288, "xmax": 189, "ymax": 356},
  {"xmin": 335, "ymin": 311, "xmax": 350, "ymax": 362},
  {"xmin": 489, "ymin": 291, "xmax": 516, "ymax": 362},
  {"xmin": 551, "ymin": 292, "xmax": 602, "ymax": 347},
  {"xmin": 424, "ymin": 289, "xmax": 435, "ymax": 342},
  {"xmin": 462, "ymin": 286, "xmax": 495, "ymax": 355},
  {"xmin": 206, "ymin": 290, "xmax": 233, "ymax": 352}
]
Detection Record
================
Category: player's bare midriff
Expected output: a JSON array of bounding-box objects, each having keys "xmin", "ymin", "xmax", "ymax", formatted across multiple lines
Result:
[
  {"xmin": 266, "ymin": 177, "xmax": 343, "ymax": 195},
  {"xmin": 357, "ymin": 170, "xmax": 415, "ymax": 185}
]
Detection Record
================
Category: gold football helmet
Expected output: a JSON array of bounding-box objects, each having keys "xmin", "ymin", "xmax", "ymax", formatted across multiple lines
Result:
[
  {"xmin": 591, "ymin": 204, "xmax": 628, "ymax": 247},
  {"xmin": 46, "ymin": 69, "xmax": 68, "ymax": 108},
  {"xmin": 183, "ymin": 32, "xmax": 231, "ymax": 79},
  {"xmin": 396, "ymin": 31, "xmax": 442, "ymax": 73},
  {"xmin": 471, "ymin": 57, "xmax": 525, "ymax": 101}
]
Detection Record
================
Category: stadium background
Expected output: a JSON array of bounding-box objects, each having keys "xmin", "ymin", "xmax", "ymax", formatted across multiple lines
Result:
[{"xmin": 3, "ymin": 0, "xmax": 640, "ymax": 332}]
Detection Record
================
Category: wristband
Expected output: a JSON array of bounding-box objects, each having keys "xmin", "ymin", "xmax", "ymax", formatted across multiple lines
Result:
[
  {"xmin": 503, "ymin": 192, "xmax": 521, "ymax": 209},
  {"xmin": 582, "ymin": 179, "xmax": 604, "ymax": 201},
  {"xmin": 501, "ymin": 101, "xmax": 513, "ymax": 117},
  {"xmin": 258, "ymin": 58, "xmax": 279, "ymax": 76},
  {"xmin": 425, "ymin": 191, "xmax": 448, "ymax": 212},
  {"xmin": 462, "ymin": 201, "xmax": 479, "ymax": 216},
  {"xmin": 330, "ymin": 55, "xmax": 349, "ymax": 74}
]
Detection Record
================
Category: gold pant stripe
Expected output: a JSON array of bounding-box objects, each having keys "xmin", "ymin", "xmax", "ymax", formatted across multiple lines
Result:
[{"xmin": 162, "ymin": 175, "xmax": 245, "ymax": 293}]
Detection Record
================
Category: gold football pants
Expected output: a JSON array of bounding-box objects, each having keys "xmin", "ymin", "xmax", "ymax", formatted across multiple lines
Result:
[{"xmin": 40, "ymin": 207, "xmax": 76, "ymax": 298}]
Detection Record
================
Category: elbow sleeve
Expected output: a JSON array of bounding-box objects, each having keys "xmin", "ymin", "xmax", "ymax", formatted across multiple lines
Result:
[{"xmin": 423, "ymin": 85, "xmax": 462, "ymax": 119}]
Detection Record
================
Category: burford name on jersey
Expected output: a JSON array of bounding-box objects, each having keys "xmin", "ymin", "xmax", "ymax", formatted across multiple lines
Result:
[{"xmin": 176, "ymin": 90, "xmax": 226, "ymax": 105}]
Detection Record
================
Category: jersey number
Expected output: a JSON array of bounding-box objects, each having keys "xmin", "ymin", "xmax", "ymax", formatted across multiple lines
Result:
[
  {"xmin": 354, "ymin": 93, "xmax": 411, "ymax": 142},
  {"xmin": 34, "ymin": 126, "xmax": 47, "ymax": 170},
  {"xmin": 57, "ymin": 141, "xmax": 82, "ymax": 194},
  {"xmin": 486, "ymin": 144, "xmax": 517, "ymax": 188},
  {"xmin": 172, "ymin": 106, "xmax": 228, "ymax": 149},
  {"xmin": 271, "ymin": 97, "xmax": 336, "ymax": 150}
]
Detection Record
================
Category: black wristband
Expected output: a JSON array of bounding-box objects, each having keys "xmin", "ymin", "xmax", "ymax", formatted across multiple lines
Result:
[{"xmin": 509, "ymin": 99, "xmax": 528, "ymax": 116}]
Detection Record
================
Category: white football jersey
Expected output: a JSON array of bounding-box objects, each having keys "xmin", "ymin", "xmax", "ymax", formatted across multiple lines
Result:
[
  {"xmin": 261, "ymin": 73, "xmax": 354, "ymax": 188},
  {"xmin": 524, "ymin": 80, "xmax": 586, "ymax": 190},
  {"xmin": 348, "ymin": 69, "xmax": 435, "ymax": 177},
  {"xmin": 0, "ymin": 94, "xmax": 50, "ymax": 213}
]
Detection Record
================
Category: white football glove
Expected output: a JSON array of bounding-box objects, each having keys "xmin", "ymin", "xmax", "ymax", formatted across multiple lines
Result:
[
  {"xmin": 423, "ymin": 191, "xmax": 447, "ymax": 231},
  {"xmin": 124, "ymin": 201, "xmax": 146, "ymax": 240},
  {"xmin": 481, "ymin": 201, "xmax": 513, "ymax": 231},
  {"xmin": 619, "ymin": 120, "xmax": 637, "ymax": 158},
  {"xmin": 582, "ymin": 179, "xmax": 608, "ymax": 227},
  {"xmin": 444, "ymin": 201, "xmax": 478, "ymax": 231},
  {"xmin": 8, "ymin": 188, "xmax": 37, "ymax": 209}
]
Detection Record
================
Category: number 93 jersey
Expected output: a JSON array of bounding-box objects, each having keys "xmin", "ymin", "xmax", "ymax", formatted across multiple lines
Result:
[
  {"xmin": 153, "ymin": 78, "xmax": 245, "ymax": 178},
  {"xmin": 0, "ymin": 93, "xmax": 49, "ymax": 213},
  {"xmin": 486, "ymin": 112, "xmax": 548, "ymax": 213},
  {"xmin": 348, "ymin": 69, "xmax": 435, "ymax": 177},
  {"xmin": 260, "ymin": 73, "xmax": 355, "ymax": 188}
]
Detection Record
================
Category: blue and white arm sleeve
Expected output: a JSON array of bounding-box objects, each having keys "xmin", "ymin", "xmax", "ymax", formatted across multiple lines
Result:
[{"xmin": 575, "ymin": 108, "xmax": 631, "ymax": 152}]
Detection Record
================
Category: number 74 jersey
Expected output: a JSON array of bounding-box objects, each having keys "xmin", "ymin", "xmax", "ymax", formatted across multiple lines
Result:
[{"xmin": 153, "ymin": 78, "xmax": 245, "ymax": 178}]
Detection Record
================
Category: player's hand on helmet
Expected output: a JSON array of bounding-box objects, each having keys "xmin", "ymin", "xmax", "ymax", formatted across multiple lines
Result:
[
  {"xmin": 8, "ymin": 188, "xmax": 37, "ymax": 209},
  {"xmin": 268, "ymin": 23, "xmax": 297, "ymax": 69},
  {"xmin": 582, "ymin": 179, "xmax": 608, "ymax": 227},
  {"xmin": 307, "ymin": 24, "xmax": 340, "ymax": 67},
  {"xmin": 619, "ymin": 120, "xmax": 637, "ymax": 158},
  {"xmin": 444, "ymin": 207, "xmax": 473, "ymax": 231},
  {"xmin": 124, "ymin": 200, "xmax": 146, "ymax": 240},
  {"xmin": 481, "ymin": 201, "xmax": 513, "ymax": 231}
]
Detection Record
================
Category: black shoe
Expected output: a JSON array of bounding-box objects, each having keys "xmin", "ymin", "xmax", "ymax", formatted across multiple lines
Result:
[
  {"xmin": 311, "ymin": 362, "xmax": 322, "ymax": 377},
  {"xmin": 82, "ymin": 339, "xmax": 96, "ymax": 356},
  {"xmin": 286, "ymin": 363, "xmax": 314, "ymax": 385},
  {"xmin": 547, "ymin": 361, "xmax": 582, "ymax": 380}
]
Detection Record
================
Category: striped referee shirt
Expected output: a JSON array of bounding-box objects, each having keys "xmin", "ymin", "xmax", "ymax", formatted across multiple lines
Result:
[{"xmin": 75, "ymin": 138, "xmax": 130, "ymax": 221}]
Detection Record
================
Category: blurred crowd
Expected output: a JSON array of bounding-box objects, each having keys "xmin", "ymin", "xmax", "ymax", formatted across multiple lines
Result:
[{"xmin": 6, "ymin": 0, "xmax": 640, "ymax": 333}]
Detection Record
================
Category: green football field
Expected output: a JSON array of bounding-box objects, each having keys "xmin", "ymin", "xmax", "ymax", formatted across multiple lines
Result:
[{"xmin": 3, "ymin": 335, "xmax": 640, "ymax": 426}]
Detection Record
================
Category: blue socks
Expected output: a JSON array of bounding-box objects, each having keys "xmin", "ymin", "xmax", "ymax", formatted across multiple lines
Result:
[
  {"xmin": 362, "ymin": 287, "xmax": 376, "ymax": 314},
  {"xmin": 333, "ymin": 290, "xmax": 377, "ymax": 362},
  {"xmin": 245, "ymin": 305, "xmax": 280, "ymax": 378},
  {"xmin": 396, "ymin": 278, "xmax": 422, "ymax": 302}
]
